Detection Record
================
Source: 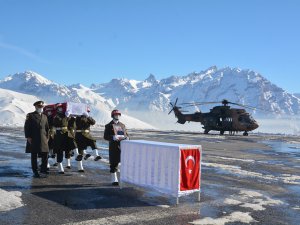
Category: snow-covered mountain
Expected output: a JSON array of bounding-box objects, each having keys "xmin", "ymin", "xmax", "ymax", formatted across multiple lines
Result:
[
  {"xmin": 0, "ymin": 71, "xmax": 72, "ymax": 103},
  {"xmin": 294, "ymin": 93, "xmax": 300, "ymax": 99},
  {"xmin": 0, "ymin": 71, "xmax": 155, "ymax": 128},
  {"xmin": 0, "ymin": 88, "xmax": 39, "ymax": 125},
  {"xmin": 1, "ymin": 67, "xmax": 299, "ymax": 131},
  {"xmin": 93, "ymin": 66, "xmax": 300, "ymax": 115}
]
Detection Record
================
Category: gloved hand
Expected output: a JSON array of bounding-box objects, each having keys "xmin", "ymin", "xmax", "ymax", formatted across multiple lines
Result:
[
  {"xmin": 113, "ymin": 135, "xmax": 126, "ymax": 141},
  {"xmin": 65, "ymin": 110, "xmax": 71, "ymax": 117},
  {"xmin": 113, "ymin": 135, "xmax": 119, "ymax": 141},
  {"xmin": 118, "ymin": 135, "xmax": 125, "ymax": 140}
]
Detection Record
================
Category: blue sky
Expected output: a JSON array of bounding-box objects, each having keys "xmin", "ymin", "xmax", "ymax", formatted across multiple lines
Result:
[{"xmin": 0, "ymin": 0, "xmax": 299, "ymax": 93}]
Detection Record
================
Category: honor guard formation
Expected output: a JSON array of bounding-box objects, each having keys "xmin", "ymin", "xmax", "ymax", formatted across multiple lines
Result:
[{"xmin": 25, "ymin": 101, "xmax": 129, "ymax": 185}]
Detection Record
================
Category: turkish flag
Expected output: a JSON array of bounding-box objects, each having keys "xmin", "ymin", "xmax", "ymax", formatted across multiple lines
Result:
[{"xmin": 180, "ymin": 148, "xmax": 201, "ymax": 191}]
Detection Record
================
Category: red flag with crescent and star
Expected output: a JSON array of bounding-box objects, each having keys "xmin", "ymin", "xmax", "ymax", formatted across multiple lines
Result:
[{"xmin": 180, "ymin": 148, "xmax": 201, "ymax": 191}]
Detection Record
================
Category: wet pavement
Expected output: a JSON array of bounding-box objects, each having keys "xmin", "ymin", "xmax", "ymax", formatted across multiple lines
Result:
[{"xmin": 0, "ymin": 127, "xmax": 299, "ymax": 225}]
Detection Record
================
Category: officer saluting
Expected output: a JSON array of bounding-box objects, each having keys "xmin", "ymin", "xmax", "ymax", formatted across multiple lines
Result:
[{"xmin": 24, "ymin": 101, "xmax": 49, "ymax": 178}]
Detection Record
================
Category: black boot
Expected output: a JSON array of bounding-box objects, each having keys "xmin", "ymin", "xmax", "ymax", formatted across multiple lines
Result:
[
  {"xmin": 33, "ymin": 171, "xmax": 40, "ymax": 178},
  {"xmin": 84, "ymin": 154, "xmax": 91, "ymax": 160},
  {"xmin": 76, "ymin": 155, "xmax": 83, "ymax": 161},
  {"xmin": 94, "ymin": 155, "xmax": 102, "ymax": 161}
]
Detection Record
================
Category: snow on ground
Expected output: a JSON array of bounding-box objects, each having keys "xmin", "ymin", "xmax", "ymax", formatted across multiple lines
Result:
[
  {"xmin": 212, "ymin": 156, "xmax": 255, "ymax": 163},
  {"xmin": 203, "ymin": 162, "xmax": 300, "ymax": 185},
  {"xmin": 0, "ymin": 189, "xmax": 24, "ymax": 212},
  {"xmin": 190, "ymin": 189, "xmax": 283, "ymax": 225},
  {"xmin": 63, "ymin": 208, "xmax": 198, "ymax": 225},
  {"xmin": 190, "ymin": 211, "xmax": 256, "ymax": 225},
  {"xmin": 223, "ymin": 190, "xmax": 283, "ymax": 211}
]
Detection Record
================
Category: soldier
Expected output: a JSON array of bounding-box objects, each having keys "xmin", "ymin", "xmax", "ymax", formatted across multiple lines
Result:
[
  {"xmin": 53, "ymin": 104, "xmax": 69, "ymax": 174},
  {"xmin": 24, "ymin": 101, "xmax": 49, "ymax": 178},
  {"xmin": 65, "ymin": 111, "xmax": 82, "ymax": 171},
  {"xmin": 45, "ymin": 109, "xmax": 56, "ymax": 166},
  {"xmin": 104, "ymin": 109, "xmax": 129, "ymax": 186},
  {"xmin": 75, "ymin": 110, "xmax": 101, "ymax": 164}
]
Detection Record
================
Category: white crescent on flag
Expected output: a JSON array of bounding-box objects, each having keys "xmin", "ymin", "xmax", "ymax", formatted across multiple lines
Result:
[{"xmin": 185, "ymin": 155, "xmax": 195, "ymax": 167}]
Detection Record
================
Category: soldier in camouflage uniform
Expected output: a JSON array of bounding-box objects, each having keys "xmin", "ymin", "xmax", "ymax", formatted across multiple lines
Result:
[
  {"xmin": 53, "ymin": 104, "xmax": 69, "ymax": 174},
  {"xmin": 75, "ymin": 111, "xmax": 101, "ymax": 163},
  {"xmin": 45, "ymin": 109, "xmax": 56, "ymax": 166},
  {"xmin": 66, "ymin": 112, "xmax": 84, "ymax": 172}
]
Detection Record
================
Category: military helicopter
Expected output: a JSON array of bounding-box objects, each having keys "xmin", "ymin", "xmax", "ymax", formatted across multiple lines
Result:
[{"xmin": 168, "ymin": 98, "xmax": 259, "ymax": 136}]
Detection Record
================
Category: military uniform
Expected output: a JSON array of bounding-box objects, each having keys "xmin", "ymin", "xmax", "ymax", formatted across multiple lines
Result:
[
  {"xmin": 47, "ymin": 114, "xmax": 55, "ymax": 156},
  {"xmin": 104, "ymin": 120, "xmax": 129, "ymax": 173},
  {"xmin": 67, "ymin": 116, "xmax": 77, "ymax": 152},
  {"xmin": 24, "ymin": 105, "xmax": 49, "ymax": 176},
  {"xmin": 53, "ymin": 113, "xmax": 70, "ymax": 163},
  {"xmin": 75, "ymin": 115, "xmax": 98, "ymax": 159}
]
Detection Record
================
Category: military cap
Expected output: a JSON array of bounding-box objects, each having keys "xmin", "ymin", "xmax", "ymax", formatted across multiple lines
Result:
[{"xmin": 33, "ymin": 101, "xmax": 44, "ymax": 107}]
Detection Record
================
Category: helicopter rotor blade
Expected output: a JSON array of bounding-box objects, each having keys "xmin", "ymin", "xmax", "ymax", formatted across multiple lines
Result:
[
  {"xmin": 228, "ymin": 102, "xmax": 257, "ymax": 110},
  {"xmin": 174, "ymin": 98, "xmax": 178, "ymax": 106},
  {"xmin": 176, "ymin": 98, "xmax": 282, "ymax": 115},
  {"xmin": 168, "ymin": 98, "xmax": 180, "ymax": 115},
  {"xmin": 180, "ymin": 101, "xmax": 220, "ymax": 105},
  {"xmin": 227, "ymin": 101, "xmax": 281, "ymax": 113},
  {"xmin": 168, "ymin": 106, "xmax": 182, "ymax": 115}
]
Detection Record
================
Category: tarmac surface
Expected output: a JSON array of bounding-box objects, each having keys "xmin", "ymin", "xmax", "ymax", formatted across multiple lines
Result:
[{"xmin": 0, "ymin": 127, "xmax": 300, "ymax": 225}]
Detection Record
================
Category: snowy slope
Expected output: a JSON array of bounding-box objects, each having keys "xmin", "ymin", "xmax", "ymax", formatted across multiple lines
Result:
[
  {"xmin": 0, "ymin": 88, "xmax": 39, "ymax": 125},
  {"xmin": 0, "ymin": 73, "xmax": 155, "ymax": 129}
]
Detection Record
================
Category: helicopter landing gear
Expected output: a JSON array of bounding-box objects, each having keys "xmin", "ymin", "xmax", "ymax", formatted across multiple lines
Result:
[
  {"xmin": 220, "ymin": 130, "xmax": 224, "ymax": 135},
  {"xmin": 243, "ymin": 131, "xmax": 248, "ymax": 136}
]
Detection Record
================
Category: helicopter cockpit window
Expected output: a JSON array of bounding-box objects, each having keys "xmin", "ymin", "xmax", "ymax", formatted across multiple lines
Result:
[{"xmin": 238, "ymin": 115, "xmax": 251, "ymax": 123}]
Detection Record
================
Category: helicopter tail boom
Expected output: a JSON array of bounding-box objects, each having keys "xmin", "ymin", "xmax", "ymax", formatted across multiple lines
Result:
[
  {"xmin": 173, "ymin": 107, "xmax": 187, "ymax": 124},
  {"xmin": 169, "ymin": 98, "xmax": 203, "ymax": 124}
]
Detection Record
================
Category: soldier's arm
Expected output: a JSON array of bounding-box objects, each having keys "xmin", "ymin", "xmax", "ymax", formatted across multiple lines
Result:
[
  {"xmin": 24, "ymin": 114, "xmax": 32, "ymax": 138},
  {"xmin": 87, "ymin": 116, "xmax": 96, "ymax": 125},
  {"xmin": 73, "ymin": 118, "xmax": 77, "ymax": 130},
  {"xmin": 68, "ymin": 117, "xmax": 75, "ymax": 129},
  {"xmin": 104, "ymin": 124, "xmax": 113, "ymax": 141},
  {"xmin": 120, "ymin": 124, "xmax": 129, "ymax": 140},
  {"xmin": 124, "ymin": 125, "xmax": 129, "ymax": 139},
  {"xmin": 53, "ymin": 116, "xmax": 60, "ymax": 127},
  {"xmin": 45, "ymin": 117, "xmax": 50, "ymax": 139}
]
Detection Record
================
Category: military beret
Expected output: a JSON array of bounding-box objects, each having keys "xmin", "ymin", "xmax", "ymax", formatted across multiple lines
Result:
[{"xmin": 33, "ymin": 101, "xmax": 44, "ymax": 107}]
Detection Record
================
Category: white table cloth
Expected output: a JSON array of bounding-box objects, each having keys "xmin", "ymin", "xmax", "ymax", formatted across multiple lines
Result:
[{"xmin": 120, "ymin": 140, "xmax": 202, "ymax": 199}]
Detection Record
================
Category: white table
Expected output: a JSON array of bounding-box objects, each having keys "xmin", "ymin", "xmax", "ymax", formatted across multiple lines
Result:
[{"xmin": 120, "ymin": 140, "xmax": 202, "ymax": 204}]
